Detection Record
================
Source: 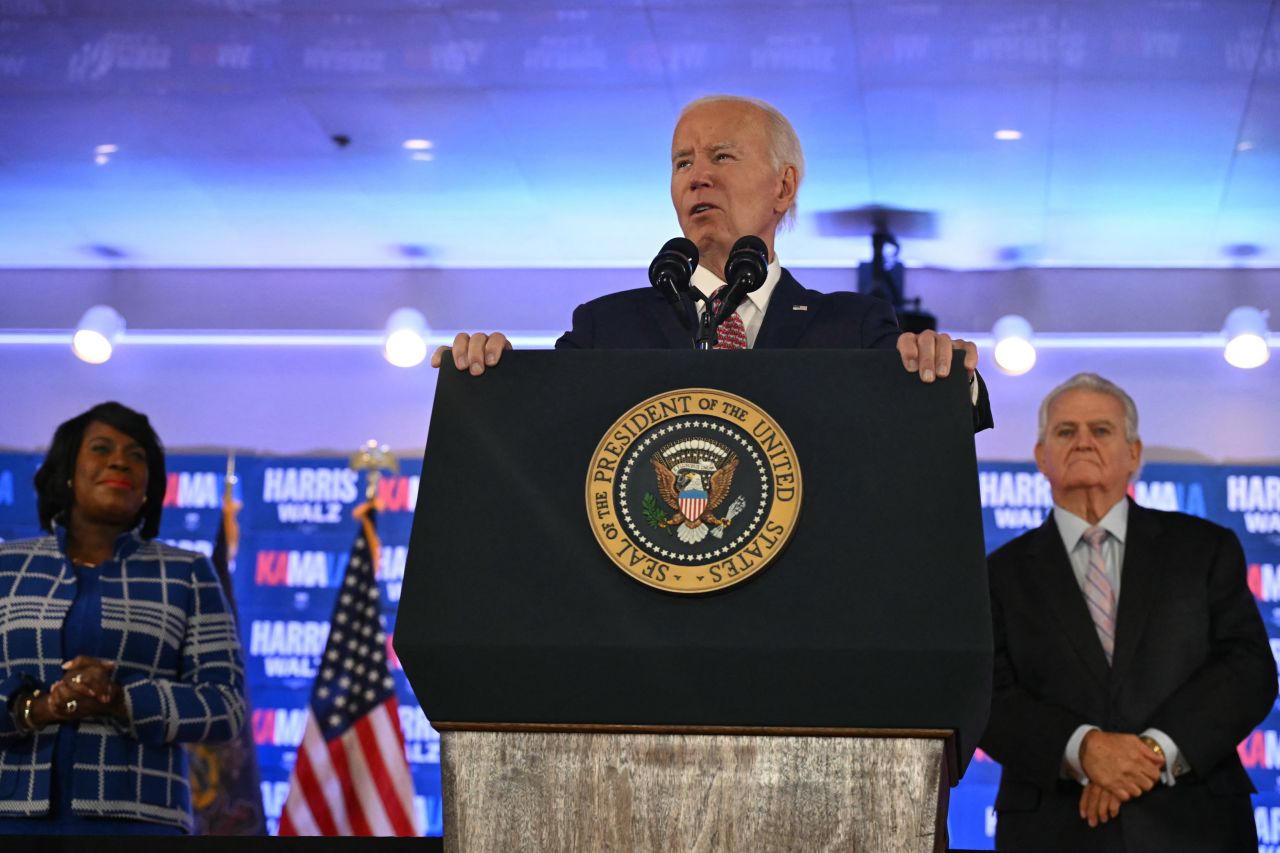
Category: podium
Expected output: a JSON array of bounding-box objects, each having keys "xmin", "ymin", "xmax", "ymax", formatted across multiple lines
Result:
[{"xmin": 396, "ymin": 350, "xmax": 992, "ymax": 852}]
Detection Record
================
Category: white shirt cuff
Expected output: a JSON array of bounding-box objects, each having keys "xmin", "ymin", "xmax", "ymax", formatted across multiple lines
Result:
[
  {"xmin": 1141, "ymin": 727, "xmax": 1187, "ymax": 786},
  {"xmin": 1063, "ymin": 724, "xmax": 1099, "ymax": 783}
]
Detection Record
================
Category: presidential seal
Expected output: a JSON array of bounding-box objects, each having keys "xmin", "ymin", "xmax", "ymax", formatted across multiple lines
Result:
[{"xmin": 586, "ymin": 389, "xmax": 801, "ymax": 593}]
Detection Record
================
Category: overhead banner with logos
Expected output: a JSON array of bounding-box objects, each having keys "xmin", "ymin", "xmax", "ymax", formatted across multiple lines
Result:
[{"xmin": 1, "ymin": 454, "xmax": 1277, "ymax": 847}]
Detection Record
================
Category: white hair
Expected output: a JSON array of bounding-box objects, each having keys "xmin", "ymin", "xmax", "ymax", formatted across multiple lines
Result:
[
  {"xmin": 1037, "ymin": 372, "xmax": 1140, "ymax": 444},
  {"xmin": 678, "ymin": 95, "xmax": 805, "ymax": 230}
]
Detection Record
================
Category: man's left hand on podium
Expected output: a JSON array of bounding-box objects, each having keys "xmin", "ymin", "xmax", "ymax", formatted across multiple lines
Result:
[
  {"xmin": 432, "ymin": 331, "xmax": 511, "ymax": 376},
  {"xmin": 896, "ymin": 330, "xmax": 978, "ymax": 384}
]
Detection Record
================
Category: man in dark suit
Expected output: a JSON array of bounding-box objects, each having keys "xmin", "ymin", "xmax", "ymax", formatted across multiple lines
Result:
[
  {"xmin": 980, "ymin": 372, "xmax": 1275, "ymax": 852},
  {"xmin": 432, "ymin": 94, "xmax": 991, "ymax": 428}
]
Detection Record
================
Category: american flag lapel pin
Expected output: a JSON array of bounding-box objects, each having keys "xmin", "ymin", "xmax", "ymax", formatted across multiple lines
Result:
[{"xmin": 793, "ymin": 305, "xmax": 808, "ymax": 311}]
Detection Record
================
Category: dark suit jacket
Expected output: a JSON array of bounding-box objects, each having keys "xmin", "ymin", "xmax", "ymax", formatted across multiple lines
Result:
[
  {"xmin": 555, "ymin": 268, "xmax": 994, "ymax": 430},
  {"xmin": 980, "ymin": 500, "xmax": 1276, "ymax": 852}
]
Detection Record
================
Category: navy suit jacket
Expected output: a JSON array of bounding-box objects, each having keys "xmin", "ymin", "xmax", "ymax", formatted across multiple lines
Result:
[
  {"xmin": 980, "ymin": 501, "xmax": 1275, "ymax": 852},
  {"xmin": 555, "ymin": 268, "xmax": 993, "ymax": 430}
]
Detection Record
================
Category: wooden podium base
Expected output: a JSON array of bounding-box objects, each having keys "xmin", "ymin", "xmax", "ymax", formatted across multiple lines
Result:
[{"xmin": 437, "ymin": 725, "xmax": 953, "ymax": 853}]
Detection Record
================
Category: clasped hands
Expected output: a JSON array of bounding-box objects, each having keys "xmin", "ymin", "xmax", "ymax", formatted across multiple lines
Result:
[
  {"xmin": 431, "ymin": 330, "xmax": 978, "ymax": 382},
  {"xmin": 1078, "ymin": 730, "xmax": 1165, "ymax": 828},
  {"xmin": 23, "ymin": 656, "xmax": 125, "ymax": 728}
]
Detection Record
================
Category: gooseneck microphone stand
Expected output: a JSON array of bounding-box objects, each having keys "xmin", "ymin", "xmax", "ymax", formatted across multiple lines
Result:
[
  {"xmin": 694, "ymin": 291, "xmax": 718, "ymax": 350},
  {"xmin": 694, "ymin": 235, "xmax": 768, "ymax": 350}
]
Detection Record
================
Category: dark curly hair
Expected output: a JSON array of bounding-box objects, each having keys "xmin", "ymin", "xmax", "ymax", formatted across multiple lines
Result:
[{"xmin": 33, "ymin": 401, "xmax": 167, "ymax": 539}]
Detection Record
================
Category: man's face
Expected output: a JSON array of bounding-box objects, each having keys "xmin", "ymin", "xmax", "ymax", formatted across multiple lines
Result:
[
  {"xmin": 670, "ymin": 101, "xmax": 794, "ymax": 274},
  {"xmin": 1035, "ymin": 389, "xmax": 1141, "ymax": 504}
]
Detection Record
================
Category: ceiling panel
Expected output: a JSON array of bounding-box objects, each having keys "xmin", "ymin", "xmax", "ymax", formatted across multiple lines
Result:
[
  {"xmin": 0, "ymin": 0, "xmax": 1276, "ymax": 268},
  {"xmin": 1056, "ymin": 0, "xmax": 1271, "ymax": 84}
]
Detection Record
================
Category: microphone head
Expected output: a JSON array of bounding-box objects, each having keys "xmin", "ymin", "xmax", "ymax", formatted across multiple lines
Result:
[
  {"xmin": 661, "ymin": 237, "xmax": 699, "ymax": 266},
  {"xmin": 648, "ymin": 237, "xmax": 700, "ymax": 299},
  {"xmin": 724, "ymin": 235, "xmax": 768, "ymax": 293}
]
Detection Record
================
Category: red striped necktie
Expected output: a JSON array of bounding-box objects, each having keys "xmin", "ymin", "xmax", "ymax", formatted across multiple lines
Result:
[{"xmin": 711, "ymin": 287, "xmax": 748, "ymax": 350}]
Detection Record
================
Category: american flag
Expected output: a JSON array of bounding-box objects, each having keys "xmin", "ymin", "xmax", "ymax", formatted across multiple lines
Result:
[{"xmin": 278, "ymin": 505, "xmax": 419, "ymax": 836}]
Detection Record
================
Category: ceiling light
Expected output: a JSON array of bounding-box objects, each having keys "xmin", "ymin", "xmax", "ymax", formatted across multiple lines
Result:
[
  {"xmin": 411, "ymin": 152, "xmax": 434, "ymax": 162},
  {"xmin": 72, "ymin": 305, "xmax": 126, "ymax": 364},
  {"xmin": 94, "ymin": 154, "xmax": 110, "ymax": 166},
  {"xmin": 383, "ymin": 308, "xmax": 429, "ymax": 368},
  {"xmin": 1237, "ymin": 141, "xmax": 1254, "ymax": 152},
  {"xmin": 402, "ymin": 139, "xmax": 434, "ymax": 151},
  {"xmin": 994, "ymin": 129, "xmax": 1022, "ymax": 141},
  {"xmin": 94, "ymin": 144, "xmax": 118, "ymax": 155},
  {"xmin": 992, "ymin": 315, "xmax": 1036, "ymax": 375},
  {"xmin": 1222, "ymin": 306, "xmax": 1270, "ymax": 369}
]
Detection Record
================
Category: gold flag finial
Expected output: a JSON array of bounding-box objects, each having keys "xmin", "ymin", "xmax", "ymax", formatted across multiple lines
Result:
[
  {"xmin": 350, "ymin": 440, "xmax": 399, "ymax": 501},
  {"xmin": 224, "ymin": 450, "xmax": 238, "ymax": 496}
]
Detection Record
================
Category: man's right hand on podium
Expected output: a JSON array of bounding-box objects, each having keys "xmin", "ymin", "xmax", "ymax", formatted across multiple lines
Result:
[{"xmin": 431, "ymin": 332, "xmax": 511, "ymax": 376}]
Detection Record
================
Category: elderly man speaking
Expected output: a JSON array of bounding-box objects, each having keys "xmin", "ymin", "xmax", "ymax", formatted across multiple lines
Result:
[
  {"xmin": 980, "ymin": 373, "xmax": 1275, "ymax": 852},
  {"xmin": 433, "ymin": 94, "xmax": 992, "ymax": 430}
]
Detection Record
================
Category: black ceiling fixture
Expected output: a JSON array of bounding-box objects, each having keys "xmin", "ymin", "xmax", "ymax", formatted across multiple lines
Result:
[{"xmin": 816, "ymin": 205, "xmax": 937, "ymax": 334}]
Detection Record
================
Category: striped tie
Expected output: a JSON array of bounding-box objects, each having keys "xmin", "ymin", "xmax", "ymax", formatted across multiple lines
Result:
[
  {"xmin": 1082, "ymin": 526, "xmax": 1117, "ymax": 665},
  {"xmin": 711, "ymin": 287, "xmax": 748, "ymax": 350}
]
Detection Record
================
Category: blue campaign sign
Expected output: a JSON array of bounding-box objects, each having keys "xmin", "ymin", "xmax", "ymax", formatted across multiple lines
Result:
[
  {"xmin": 976, "ymin": 462, "xmax": 1053, "ymax": 553},
  {"xmin": 1, "ymin": 449, "xmax": 1277, "ymax": 843},
  {"xmin": 0, "ymin": 453, "xmax": 42, "ymax": 542},
  {"xmin": 242, "ymin": 455, "xmax": 394, "ymax": 533},
  {"xmin": 156, "ymin": 454, "xmax": 241, "ymax": 557},
  {"xmin": 948, "ymin": 781, "xmax": 998, "ymax": 849},
  {"xmin": 1219, "ymin": 466, "xmax": 1280, "ymax": 545}
]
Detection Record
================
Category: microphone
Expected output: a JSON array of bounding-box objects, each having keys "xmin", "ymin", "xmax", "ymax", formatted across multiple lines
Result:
[
  {"xmin": 648, "ymin": 237, "xmax": 699, "ymax": 305},
  {"xmin": 716, "ymin": 235, "xmax": 768, "ymax": 324}
]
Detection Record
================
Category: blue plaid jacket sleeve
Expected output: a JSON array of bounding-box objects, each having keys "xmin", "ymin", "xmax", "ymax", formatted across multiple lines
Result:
[{"xmin": 117, "ymin": 551, "xmax": 247, "ymax": 745}]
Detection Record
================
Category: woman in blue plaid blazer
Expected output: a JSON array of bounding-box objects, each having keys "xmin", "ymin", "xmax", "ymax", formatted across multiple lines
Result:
[{"xmin": 0, "ymin": 402, "xmax": 246, "ymax": 834}]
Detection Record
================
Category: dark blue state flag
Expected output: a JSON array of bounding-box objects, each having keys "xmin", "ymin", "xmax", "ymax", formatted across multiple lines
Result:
[{"xmin": 189, "ymin": 467, "xmax": 268, "ymax": 835}]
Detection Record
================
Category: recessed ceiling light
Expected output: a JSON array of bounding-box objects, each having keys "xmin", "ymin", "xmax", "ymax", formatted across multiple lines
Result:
[
  {"xmin": 402, "ymin": 139, "xmax": 433, "ymax": 150},
  {"xmin": 411, "ymin": 152, "xmax": 434, "ymax": 161},
  {"xmin": 1237, "ymin": 141, "xmax": 1254, "ymax": 152},
  {"xmin": 94, "ymin": 144, "xmax": 118, "ymax": 155},
  {"xmin": 94, "ymin": 154, "xmax": 110, "ymax": 166},
  {"xmin": 994, "ymin": 129, "xmax": 1022, "ymax": 141}
]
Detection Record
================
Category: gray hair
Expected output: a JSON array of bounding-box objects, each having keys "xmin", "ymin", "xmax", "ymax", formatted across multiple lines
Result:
[
  {"xmin": 678, "ymin": 95, "xmax": 805, "ymax": 230},
  {"xmin": 1037, "ymin": 372, "xmax": 1140, "ymax": 443}
]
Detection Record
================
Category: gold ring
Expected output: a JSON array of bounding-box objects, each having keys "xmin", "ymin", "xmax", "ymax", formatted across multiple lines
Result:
[{"xmin": 65, "ymin": 699, "xmax": 77, "ymax": 713}]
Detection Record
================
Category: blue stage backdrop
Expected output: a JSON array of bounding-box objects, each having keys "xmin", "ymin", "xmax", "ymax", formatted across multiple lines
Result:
[{"xmin": 2, "ymin": 454, "xmax": 1278, "ymax": 847}]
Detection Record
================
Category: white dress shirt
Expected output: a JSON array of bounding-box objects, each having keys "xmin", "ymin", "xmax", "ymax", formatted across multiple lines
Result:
[{"xmin": 1055, "ymin": 499, "xmax": 1189, "ymax": 786}]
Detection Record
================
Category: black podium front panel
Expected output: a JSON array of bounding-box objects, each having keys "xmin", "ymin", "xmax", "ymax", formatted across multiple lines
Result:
[{"xmin": 396, "ymin": 349, "xmax": 991, "ymax": 771}]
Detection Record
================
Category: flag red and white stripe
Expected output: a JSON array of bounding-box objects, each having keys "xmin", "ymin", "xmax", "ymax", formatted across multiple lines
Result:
[{"xmin": 279, "ymin": 701, "xmax": 417, "ymax": 836}]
